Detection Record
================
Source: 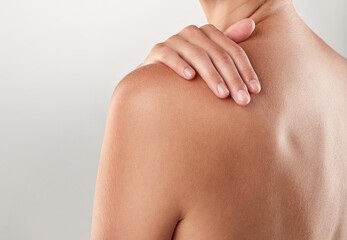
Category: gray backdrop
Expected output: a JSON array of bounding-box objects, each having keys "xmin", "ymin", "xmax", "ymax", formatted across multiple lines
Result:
[{"xmin": 0, "ymin": 0, "xmax": 346, "ymax": 239}]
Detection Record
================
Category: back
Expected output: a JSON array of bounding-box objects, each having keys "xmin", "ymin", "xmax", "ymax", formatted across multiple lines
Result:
[
  {"xmin": 92, "ymin": 7, "xmax": 347, "ymax": 240},
  {"xmin": 167, "ymin": 10, "xmax": 347, "ymax": 240}
]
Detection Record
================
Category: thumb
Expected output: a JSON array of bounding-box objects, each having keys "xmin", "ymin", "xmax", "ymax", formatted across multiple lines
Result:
[{"xmin": 224, "ymin": 18, "xmax": 255, "ymax": 43}]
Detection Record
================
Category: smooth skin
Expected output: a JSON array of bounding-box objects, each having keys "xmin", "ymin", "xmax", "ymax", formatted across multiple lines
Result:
[
  {"xmin": 91, "ymin": 0, "xmax": 347, "ymax": 239},
  {"xmin": 138, "ymin": 19, "xmax": 261, "ymax": 105}
]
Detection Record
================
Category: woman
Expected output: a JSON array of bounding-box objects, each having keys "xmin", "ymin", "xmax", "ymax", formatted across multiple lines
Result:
[{"xmin": 91, "ymin": 0, "xmax": 347, "ymax": 239}]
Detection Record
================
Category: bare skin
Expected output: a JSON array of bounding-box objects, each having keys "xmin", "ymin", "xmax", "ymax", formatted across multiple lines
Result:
[
  {"xmin": 91, "ymin": 0, "xmax": 347, "ymax": 239},
  {"xmin": 138, "ymin": 19, "xmax": 261, "ymax": 104}
]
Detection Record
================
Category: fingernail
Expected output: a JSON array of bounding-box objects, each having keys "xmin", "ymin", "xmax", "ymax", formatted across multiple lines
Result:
[
  {"xmin": 249, "ymin": 80, "xmax": 261, "ymax": 92},
  {"xmin": 184, "ymin": 68, "xmax": 195, "ymax": 79},
  {"xmin": 237, "ymin": 89, "xmax": 250, "ymax": 104},
  {"xmin": 217, "ymin": 83, "xmax": 230, "ymax": 96}
]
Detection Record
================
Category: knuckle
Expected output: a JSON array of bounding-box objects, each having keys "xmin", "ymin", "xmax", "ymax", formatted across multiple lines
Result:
[
  {"xmin": 213, "ymin": 50, "xmax": 231, "ymax": 63},
  {"xmin": 153, "ymin": 42, "xmax": 165, "ymax": 51},
  {"xmin": 182, "ymin": 24, "xmax": 200, "ymax": 35},
  {"xmin": 159, "ymin": 52, "xmax": 169, "ymax": 61},
  {"xmin": 167, "ymin": 34, "xmax": 180, "ymax": 43},
  {"xmin": 186, "ymin": 24, "xmax": 199, "ymax": 31},
  {"xmin": 232, "ymin": 45, "xmax": 246, "ymax": 56},
  {"xmin": 200, "ymin": 23, "xmax": 215, "ymax": 31},
  {"xmin": 153, "ymin": 45, "xmax": 170, "ymax": 61},
  {"xmin": 189, "ymin": 47, "xmax": 207, "ymax": 60}
]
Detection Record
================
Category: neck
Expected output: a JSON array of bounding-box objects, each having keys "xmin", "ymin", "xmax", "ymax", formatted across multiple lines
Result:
[{"xmin": 199, "ymin": 0, "xmax": 294, "ymax": 31}]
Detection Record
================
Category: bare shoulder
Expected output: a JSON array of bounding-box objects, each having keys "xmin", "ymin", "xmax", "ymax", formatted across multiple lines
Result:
[
  {"xmin": 109, "ymin": 63, "xmax": 213, "ymax": 145},
  {"xmin": 112, "ymin": 61, "xmax": 275, "ymax": 160},
  {"xmin": 112, "ymin": 62, "xmax": 210, "ymax": 114},
  {"xmin": 93, "ymin": 63, "xmax": 205, "ymax": 239},
  {"xmin": 109, "ymin": 61, "xmax": 272, "ymax": 204},
  {"xmin": 110, "ymin": 63, "xmax": 270, "ymax": 158},
  {"xmin": 112, "ymin": 62, "xmax": 264, "ymax": 128},
  {"xmin": 100, "ymin": 62, "xmax": 303, "ymax": 239}
]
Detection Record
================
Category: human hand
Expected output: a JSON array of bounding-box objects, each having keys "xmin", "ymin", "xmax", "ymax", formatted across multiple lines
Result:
[{"xmin": 137, "ymin": 18, "xmax": 261, "ymax": 105}]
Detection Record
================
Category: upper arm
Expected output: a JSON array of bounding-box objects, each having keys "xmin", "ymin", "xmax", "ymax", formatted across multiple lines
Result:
[{"xmin": 90, "ymin": 69, "xmax": 186, "ymax": 240}]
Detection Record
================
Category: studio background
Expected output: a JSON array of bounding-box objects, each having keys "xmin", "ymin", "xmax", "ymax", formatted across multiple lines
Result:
[{"xmin": 0, "ymin": 0, "xmax": 346, "ymax": 239}]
